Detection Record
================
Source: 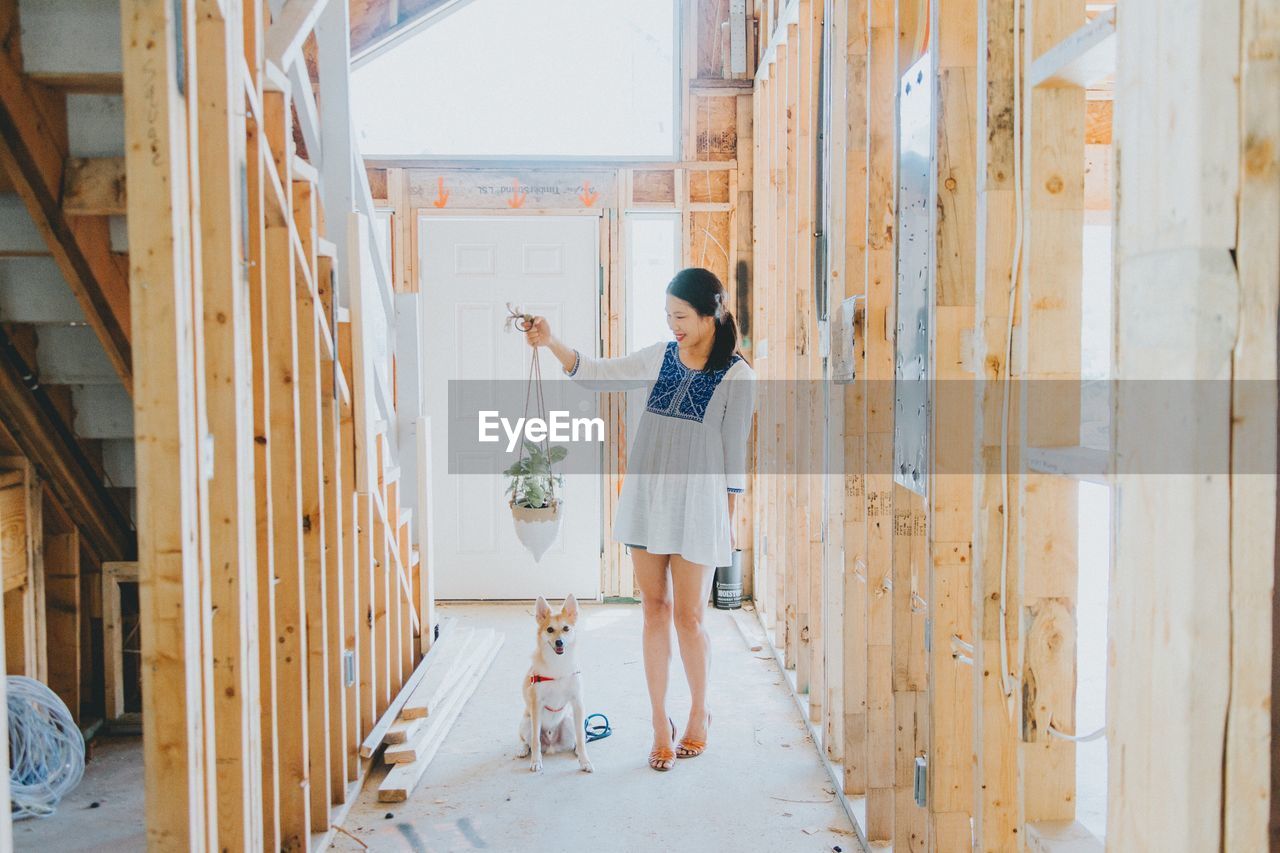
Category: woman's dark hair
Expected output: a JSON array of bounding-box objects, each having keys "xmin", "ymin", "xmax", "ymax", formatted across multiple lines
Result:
[{"xmin": 666, "ymin": 267, "xmax": 745, "ymax": 373}]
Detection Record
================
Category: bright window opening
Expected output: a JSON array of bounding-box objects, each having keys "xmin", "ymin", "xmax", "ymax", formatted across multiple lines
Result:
[
  {"xmin": 626, "ymin": 212, "xmax": 681, "ymax": 350},
  {"xmin": 351, "ymin": 0, "xmax": 679, "ymax": 160},
  {"xmin": 624, "ymin": 211, "xmax": 680, "ymax": 440},
  {"xmin": 1077, "ymin": 196, "xmax": 1113, "ymax": 842}
]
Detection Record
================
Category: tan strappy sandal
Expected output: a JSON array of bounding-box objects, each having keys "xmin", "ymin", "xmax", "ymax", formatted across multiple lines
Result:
[
  {"xmin": 676, "ymin": 711, "xmax": 712, "ymax": 759},
  {"xmin": 649, "ymin": 717, "xmax": 677, "ymax": 771}
]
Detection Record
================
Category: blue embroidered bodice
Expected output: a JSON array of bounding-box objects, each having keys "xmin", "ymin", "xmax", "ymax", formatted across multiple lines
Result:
[{"xmin": 645, "ymin": 342, "xmax": 742, "ymax": 423}]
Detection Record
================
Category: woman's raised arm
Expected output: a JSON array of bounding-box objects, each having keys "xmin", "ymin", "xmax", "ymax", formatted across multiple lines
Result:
[{"xmin": 526, "ymin": 315, "xmax": 665, "ymax": 391}]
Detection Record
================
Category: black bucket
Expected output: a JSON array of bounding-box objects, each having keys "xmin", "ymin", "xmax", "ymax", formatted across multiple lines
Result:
[{"xmin": 713, "ymin": 549, "xmax": 743, "ymax": 610}]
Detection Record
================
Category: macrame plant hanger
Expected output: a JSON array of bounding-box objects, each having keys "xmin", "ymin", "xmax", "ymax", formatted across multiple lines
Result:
[{"xmin": 505, "ymin": 304, "xmax": 563, "ymax": 563}]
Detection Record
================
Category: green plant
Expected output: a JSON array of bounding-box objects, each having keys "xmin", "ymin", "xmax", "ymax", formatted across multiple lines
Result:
[{"xmin": 503, "ymin": 441, "xmax": 568, "ymax": 509}]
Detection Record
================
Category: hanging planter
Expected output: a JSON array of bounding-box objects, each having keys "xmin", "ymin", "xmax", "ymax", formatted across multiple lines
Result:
[
  {"xmin": 503, "ymin": 304, "xmax": 569, "ymax": 563},
  {"xmin": 509, "ymin": 499, "xmax": 563, "ymax": 563},
  {"xmin": 503, "ymin": 440, "xmax": 568, "ymax": 563}
]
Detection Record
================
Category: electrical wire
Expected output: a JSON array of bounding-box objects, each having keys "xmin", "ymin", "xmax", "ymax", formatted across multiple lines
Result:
[
  {"xmin": 1047, "ymin": 723, "xmax": 1106, "ymax": 743},
  {"xmin": 996, "ymin": 0, "xmax": 1028, "ymax": 714},
  {"xmin": 7, "ymin": 675, "xmax": 85, "ymax": 820}
]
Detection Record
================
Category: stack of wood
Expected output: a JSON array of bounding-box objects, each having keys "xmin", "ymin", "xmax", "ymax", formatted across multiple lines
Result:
[{"xmin": 360, "ymin": 625, "xmax": 503, "ymax": 803}]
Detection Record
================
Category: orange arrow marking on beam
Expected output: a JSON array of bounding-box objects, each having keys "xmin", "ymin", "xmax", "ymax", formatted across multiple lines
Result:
[
  {"xmin": 507, "ymin": 179, "xmax": 527, "ymax": 208},
  {"xmin": 432, "ymin": 177, "xmax": 450, "ymax": 208},
  {"xmin": 578, "ymin": 181, "xmax": 599, "ymax": 207}
]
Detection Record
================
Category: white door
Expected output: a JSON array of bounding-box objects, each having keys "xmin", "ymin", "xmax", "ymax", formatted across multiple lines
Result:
[{"xmin": 420, "ymin": 216, "xmax": 602, "ymax": 599}]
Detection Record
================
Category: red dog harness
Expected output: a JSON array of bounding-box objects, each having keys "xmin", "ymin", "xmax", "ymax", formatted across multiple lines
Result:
[{"xmin": 529, "ymin": 671, "xmax": 579, "ymax": 714}]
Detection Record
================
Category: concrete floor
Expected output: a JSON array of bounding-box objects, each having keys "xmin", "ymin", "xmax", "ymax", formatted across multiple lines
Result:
[
  {"xmin": 8, "ymin": 601, "xmax": 859, "ymax": 853},
  {"xmin": 332, "ymin": 602, "xmax": 860, "ymax": 853},
  {"xmin": 12, "ymin": 733, "xmax": 145, "ymax": 852}
]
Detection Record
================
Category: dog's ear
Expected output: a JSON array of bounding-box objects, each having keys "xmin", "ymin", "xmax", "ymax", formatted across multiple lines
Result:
[
  {"xmin": 535, "ymin": 595, "xmax": 551, "ymax": 622},
  {"xmin": 562, "ymin": 593, "xmax": 579, "ymax": 621}
]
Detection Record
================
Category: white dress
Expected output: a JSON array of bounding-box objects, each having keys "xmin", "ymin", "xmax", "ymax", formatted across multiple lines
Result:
[{"xmin": 564, "ymin": 340, "xmax": 757, "ymax": 568}]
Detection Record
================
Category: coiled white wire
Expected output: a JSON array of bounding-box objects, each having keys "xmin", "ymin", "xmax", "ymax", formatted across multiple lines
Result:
[{"xmin": 7, "ymin": 675, "xmax": 85, "ymax": 820}]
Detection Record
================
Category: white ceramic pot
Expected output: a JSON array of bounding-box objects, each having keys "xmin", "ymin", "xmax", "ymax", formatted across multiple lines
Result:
[{"xmin": 510, "ymin": 499, "xmax": 562, "ymax": 563}]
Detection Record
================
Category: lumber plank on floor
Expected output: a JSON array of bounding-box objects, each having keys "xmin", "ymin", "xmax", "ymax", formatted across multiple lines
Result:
[
  {"xmin": 359, "ymin": 619, "xmax": 463, "ymax": 758},
  {"xmin": 383, "ymin": 631, "xmax": 497, "ymax": 765},
  {"xmin": 384, "ymin": 716, "xmax": 425, "ymax": 745},
  {"xmin": 377, "ymin": 633, "xmax": 503, "ymax": 802},
  {"xmin": 399, "ymin": 627, "xmax": 488, "ymax": 721}
]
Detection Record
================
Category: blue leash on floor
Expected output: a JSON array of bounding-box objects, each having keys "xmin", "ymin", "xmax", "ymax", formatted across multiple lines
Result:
[{"xmin": 585, "ymin": 713, "xmax": 612, "ymax": 742}]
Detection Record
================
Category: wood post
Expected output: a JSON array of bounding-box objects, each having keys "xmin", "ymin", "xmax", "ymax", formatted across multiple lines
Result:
[
  {"xmin": 246, "ymin": 72, "xmax": 282, "ymax": 851},
  {"xmin": 196, "ymin": 1, "xmax": 265, "ymax": 846},
  {"xmin": 101, "ymin": 561, "xmax": 137, "ymax": 722},
  {"xmin": 122, "ymin": 0, "xmax": 219, "ymax": 845},
  {"xmin": 1228, "ymin": 1, "xmax": 1279, "ymax": 848},
  {"xmin": 1109, "ymin": 0, "xmax": 1260, "ymax": 847},
  {"xmin": 928, "ymin": 0, "xmax": 978, "ymax": 846},
  {"xmin": 1020, "ymin": 0, "xmax": 1083, "ymax": 827},
  {"xmin": 839, "ymin": 0, "xmax": 871, "ymax": 797},
  {"xmin": 262, "ymin": 81, "xmax": 313, "ymax": 848},
  {"xmin": 971, "ymin": 0, "xmax": 1021, "ymax": 847},
  {"xmin": 293, "ymin": 173, "xmax": 332, "ymax": 834},
  {"xmin": 319, "ymin": 254, "xmax": 350, "ymax": 803},
  {"xmin": 43, "ymin": 531, "xmax": 79, "ymax": 721},
  {"xmin": 864, "ymin": 0, "xmax": 898, "ymax": 838}
]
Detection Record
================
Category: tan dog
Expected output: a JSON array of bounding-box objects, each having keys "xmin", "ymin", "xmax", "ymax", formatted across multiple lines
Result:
[{"xmin": 516, "ymin": 594, "xmax": 593, "ymax": 773}]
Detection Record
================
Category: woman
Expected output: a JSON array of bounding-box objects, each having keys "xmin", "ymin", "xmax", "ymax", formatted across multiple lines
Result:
[{"xmin": 524, "ymin": 267, "xmax": 756, "ymax": 772}]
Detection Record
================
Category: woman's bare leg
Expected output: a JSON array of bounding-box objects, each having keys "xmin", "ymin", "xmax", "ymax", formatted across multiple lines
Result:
[
  {"xmin": 671, "ymin": 554, "xmax": 716, "ymax": 749},
  {"xmin": 632, "ymin": 548, "xmax": 676, "ymax": 764}
]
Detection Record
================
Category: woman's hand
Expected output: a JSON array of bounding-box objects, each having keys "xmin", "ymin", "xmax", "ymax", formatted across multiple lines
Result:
[
  {"xmin": 525, "ymin": 315, "xmax": 552, "ymax": 348},
  {"xmin": 524, "ymin": 317, "xmax": 579, "ymax": 374}
]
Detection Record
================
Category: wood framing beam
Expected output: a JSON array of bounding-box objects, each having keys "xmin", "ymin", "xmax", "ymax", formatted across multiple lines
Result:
[
  {"xmin": 349, "ymin": 0, "xmax": 479, "ymax": 68},
  {"xmin": 63, "ymin": 157, "xmax": 127, "ymax": 216},
  {"xmin": 837, "ymin": 0, "xmax": 871, "ymax": 800},
  {"xmin": 373, "ymin": 461, "xmax": 393, "ymax": 716},
  {"xmin": 0, "ymin": 464, "xmax": 11, "ymax": 843},
  {"xmin": 262, "ymin": 86, "xmax": 313, "ymax": 849},
  {"xmin": 287, "ymin": 59, "xmax": 322, "ymax": 167},
  {"xmin": 101, "ymin": 560, "xmax": 138, "ymax": 721},
  {"xmin": 266, "ymin": 0, "xmax": 332, "ymax": 68},
  {"xmin": 1028, "ymin": 7, "xmax": 1115, "ymax": 89},
  {"xmin": 928, "ymin": 0, "xmax": 978, "ymax": 846},
  {"xmin": 793, "ymin": 0, "xmax": 819, "ymax": 715},
  {"xmin": 804, "ymin": 0, "xmax": 824, "ymax": 734},
  {"xmin": 195, "ymin": 0, "xmax": 264, "ymax": 847},
  {"xmin": 246, "ymin": 103, "xmax": 283, "ymax": 853},
  {"xmin": 319, "ymin": 254, "xmax": 350, "ymax": 803},
  {"xmin": 0, "ymin": 461, "xmax": 38, "ymax": 678},
  {"xmin": 0, "ymin": 50, "xmax": 132, "ymax": 393},
  {"xmin": 354, "ymin": 490, "xmax": 377, "ymax": 756},
  {"xmin": 1110, "ymin": 0, "xmax": 1260, "ymax": 848},
  {"xmin": 44, "ymin": 531, "xmax": 80, "ymax": 723},
  {"xmin": 0, "ymin": 324, "xmax": 132, "ymax": 561},
  {"xmin": 122, "ymin": 0, "xmax": 218, "ymax": 847},
  {"xmin": 292, "ymin": 173, "xmax": 333, "ymax": 834},
  {"xmin": 783, "ymin": 25, "xmax": 799, "ymax": 677},
  {"xmin": 1021, "ymin": 0, "xmax": 1084, "ymax": 829},
  {"xmin": 1229, "ymin": 1, "xmax": 1278, "ymax": 849},
  {"xmin": 863, "ymin": 0, "xmax": 897, "ymax": 840},
  {"xmin": 972, "ymin": 0, "xmax": 1021, "ymax": 847},
  {"xmin": 338, "ymin": 318, "xmax": 368, "ymax": 775},
  {"xmin": 771, "ymin": 39, "xmax": 788, "ymax": 666}
]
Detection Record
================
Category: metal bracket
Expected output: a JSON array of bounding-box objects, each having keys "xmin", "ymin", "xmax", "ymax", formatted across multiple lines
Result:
[
  {"xmin": 342, "ymin": 649, "xmax": 356, "ymax": 687},
  {"xmin": 914, "ymin": 755, "xmax": 928, "ymax": 808}
]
